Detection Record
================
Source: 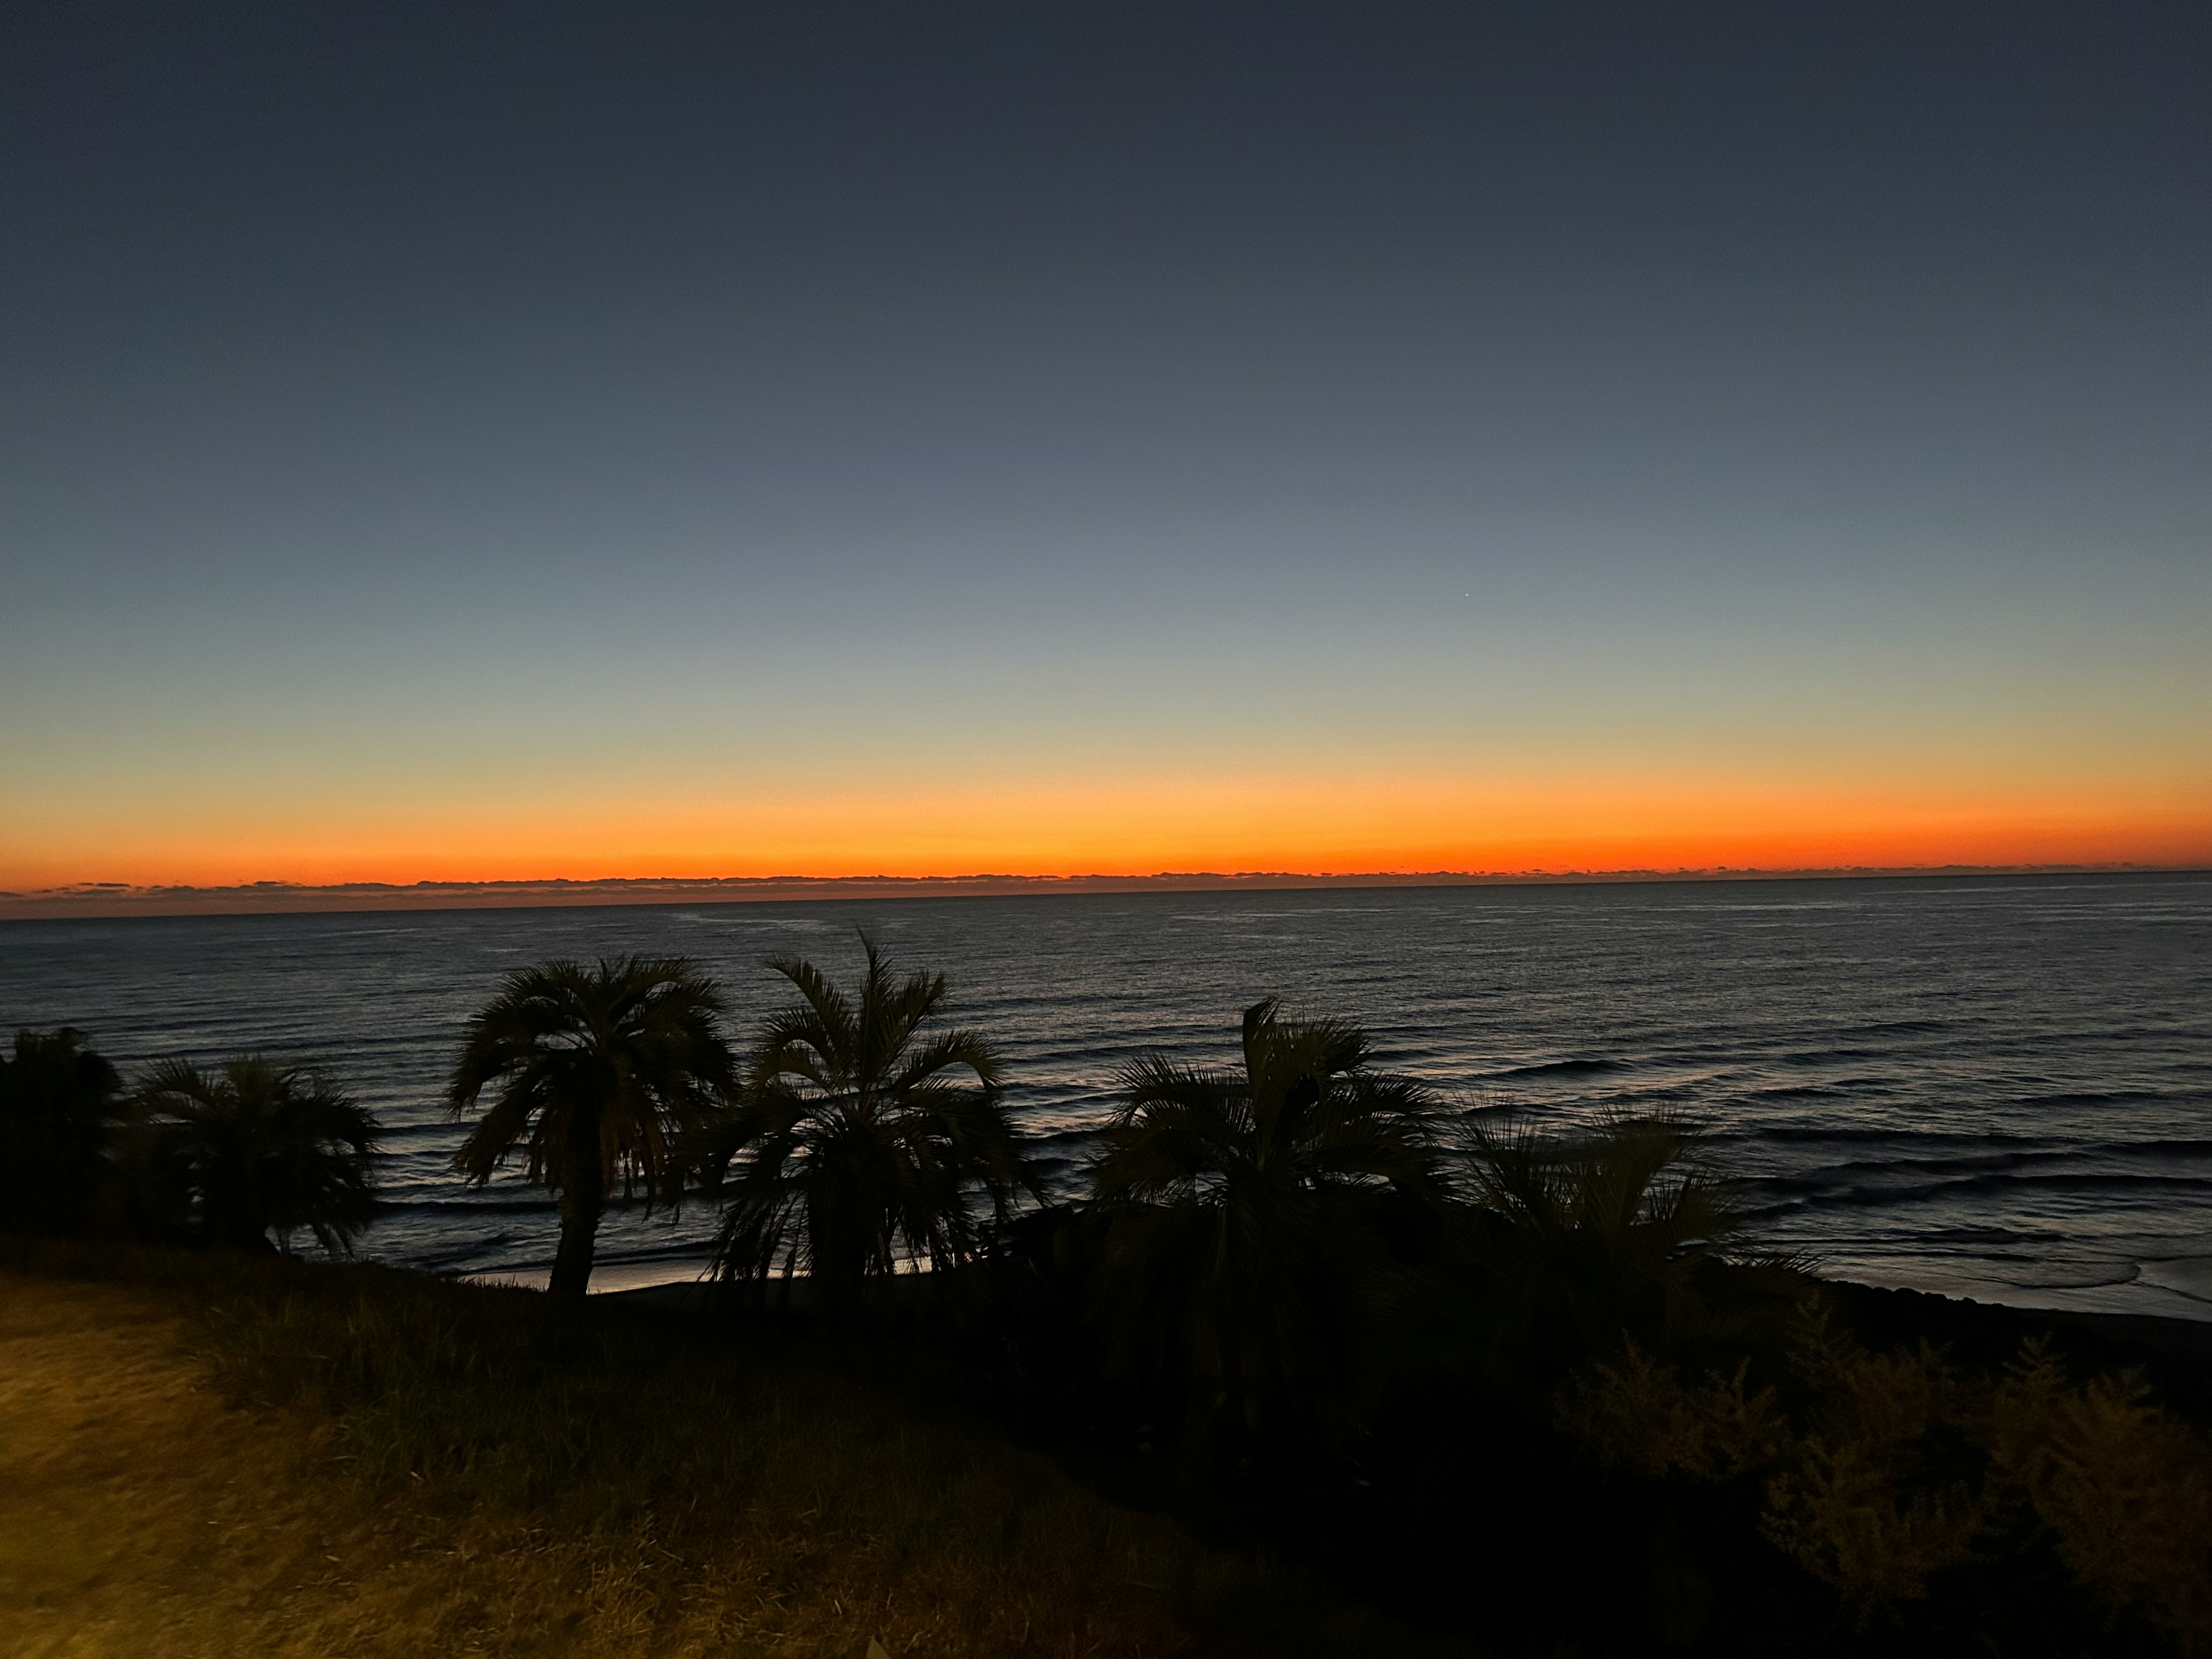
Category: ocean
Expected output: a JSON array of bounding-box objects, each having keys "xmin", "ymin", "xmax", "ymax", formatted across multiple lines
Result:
[{"xmin": 3, "ymin": 873, "xmax": 2207, "ymax": 1318}]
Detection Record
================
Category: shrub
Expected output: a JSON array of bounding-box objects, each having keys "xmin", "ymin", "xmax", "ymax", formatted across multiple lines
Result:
[
  {"xmin": 1991, "ymin": 1342, "xmax": 2212, "ymax": 1648},
  {"xmin": 1554, "ymin": 1339, "xmax": 1789, "ymax": 1483},
  {"xmin": 0, "ymin": 1027, "xmax": 124, "ymax": 1236},
  {"xmin": 1556, "ymin": 1297, "xmax": 2212, "ymax": 1643}
]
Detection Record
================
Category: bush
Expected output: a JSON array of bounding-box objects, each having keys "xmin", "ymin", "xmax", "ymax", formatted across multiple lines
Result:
[
  {"xmin": 1991, "ymin": 1343, "xmax": 2212, "ymax": 1646},
  {"xmin": 1557, "ymin": 1297, "xmax": 2212, "ymax": 1646},
  {"xmin": 0, "ymin": 1027, "xmax": 124, "ymax": 1236}
]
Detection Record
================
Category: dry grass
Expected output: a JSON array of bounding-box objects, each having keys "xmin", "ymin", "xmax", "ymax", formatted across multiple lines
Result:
[{"xmin": 0, "ymin": 1253, "xmax": 1425, "ymax": 1658}]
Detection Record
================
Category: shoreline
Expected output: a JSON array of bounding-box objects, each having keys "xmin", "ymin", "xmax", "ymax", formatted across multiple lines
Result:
[{"xmin": 1824, "ymin": 1281, "xmax": 2212, "ymax": 1415}]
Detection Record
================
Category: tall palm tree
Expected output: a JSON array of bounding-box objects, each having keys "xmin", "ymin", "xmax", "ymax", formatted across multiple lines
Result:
[
  {"xmin": 448, "ymin": 956, "xmax": 732, "ymax": 1301},
  {"xmin": 704, "ymin": 935, "xmax": 1033, "ymax": 1298},
  {"xmin": 1086, "ymin": 998, "xmax": 1449, "ymax": 1448},
  {"xmin": 134, "ymin": 1055, "xmax": 381, "ymax": 1254},
  {"xmin": 0, "ymin": 1027, "xmax": 124, "ymax": 1237}
]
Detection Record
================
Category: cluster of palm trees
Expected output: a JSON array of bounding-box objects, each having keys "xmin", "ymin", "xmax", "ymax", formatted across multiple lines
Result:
[
  {"xmin": 0, "ymin": 1028, "xmax": 381, "ymax": 1253},
  {"xmin": 6, "ymin": 933, "xmax": 1741, "ymax": 1458},
  {"xmin": 440, "ymin": 941, "xmax": 1486, "ymax": 1322},
  {"xmin": 443, "ymin": 940, "xmax": 1043, "ymax": 1302},
  {"xmin": 434, "ymin": 938, "xmax": 1748, "ymax": 1457}
]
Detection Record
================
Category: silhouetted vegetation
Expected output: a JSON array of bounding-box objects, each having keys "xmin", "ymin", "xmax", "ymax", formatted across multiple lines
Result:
[
  {"xmin": 8, "ymin": 949, "xmax": 2209, "ymax": 1656},
  {"xmin": 699, "ymin": 936, "xmax": 1036, "ymax": 1304},
  {"xmin": 0, "ymin": 1025, "xmax": 123, "ymax": 1235},
  {"xmin": 446, "ymin": 955, "xmax": 733, "ymax": 1299},
  {"xmin": 1084, "ymin": 997, "xmax": 1450, "ymax": 1462},
  {"xmin": 1, "ymin": 1030, "xmax": 378, "ymax": 1253},
  {"xmin": 133, "ymin": 1054, "xmax": 382, "ymax": 1253}
]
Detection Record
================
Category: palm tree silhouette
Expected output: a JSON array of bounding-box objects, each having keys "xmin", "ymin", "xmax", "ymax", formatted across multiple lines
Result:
[
  {"xmin": 448, "ymin": 956, "xmax": 732, "ymax": 1300},
  {"xmin": 1463, "ymin": 1112, "xmax": 1750, "ymax": 1350},
  {"xmin": 1087, "ymin": 997, "xmax": 1449, "ymax": 1449},
  {"xmin": 0, "ymin": 1027, "xmax": 124, "ymax": 1237},
  {"xmin": 134, "ymin": 1055, "xmax": 381, "ymax": 1254},
  {"xmin": 705, "ymin": 935, "xmax": 1032, "ymax": 1299}
]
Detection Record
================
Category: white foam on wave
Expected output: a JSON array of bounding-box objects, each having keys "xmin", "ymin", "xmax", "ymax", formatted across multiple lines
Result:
[{"xmin": 2136, "ymin": 1257, "xmax": 2212, "ymax": 1305}]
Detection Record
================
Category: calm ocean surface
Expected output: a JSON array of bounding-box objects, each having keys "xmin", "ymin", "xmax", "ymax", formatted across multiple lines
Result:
[{"xmin": 3, "ymin": 875, "xmax": 2207, "ymax": 1318}]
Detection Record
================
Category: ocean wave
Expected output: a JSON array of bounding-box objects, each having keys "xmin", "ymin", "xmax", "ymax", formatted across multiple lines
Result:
[
  {"xmin": 1483, "ymin": 1057, "xmax": 1635, "ymax": 1080},
  {"xmin": 11, "ymin": 873, "xmax": 2209, "ymax": 1316},
  {"xmin": 1745, "ymin": 1170, "xmax": 2212, "ymax": 1212},
  {"xmin": 1744, "ymin": 1125, "xmax": 2048, "ymax": 1147}
]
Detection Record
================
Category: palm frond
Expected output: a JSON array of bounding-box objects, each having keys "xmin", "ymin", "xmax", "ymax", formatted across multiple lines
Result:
[
  {"xmin": 134, "ymin": 1054, "xmax": 382, "ymax": 1255},
  {"xmin": 445, "ymin": 955, "xmax": 731, "ymax": 1207},
  {"xmin": 1087, "ymin": 997, "xmax": 1446, "ymax": 1446},
  {"xmin": 891, "ymin": 1026, "xmax": 1004, "ymax": 1096},
  {"xmin": 710, "ymin": 938, "xmax": 1032, "ymax": 1289}
]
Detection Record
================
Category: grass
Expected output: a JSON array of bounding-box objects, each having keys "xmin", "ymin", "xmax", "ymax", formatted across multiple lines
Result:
[
  {"xmin": 8, "ymin": 1245, "xmax": 2206, "ymax": 1656},
  {"xmin": 0, "ymin": 1241, "xmax": 1440, "ymax": 1658}
]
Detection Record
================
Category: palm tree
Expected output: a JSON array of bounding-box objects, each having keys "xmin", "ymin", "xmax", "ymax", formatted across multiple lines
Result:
[
  {"xmin": 134, "ymin": 1055, "xmax": 381, "ymax": 1254},
  {"xmin": 0, "ymin": 1027, "xmax": 124, "ymax": 1237},
  {"xmin": 1460, "ymin": 1111, "xmax": 1756, "ymax": 1350},
  {"xmin": 704, "ymin": 935, "xmax": 1033, "ymax": 1299},
  {"xmin": 1086, "ymin": 997, "xmax": 1450, "ymax": 1449},
  {"xmin": 448, "ymin": 956, "xmax": 732, "ymax": 1301}
]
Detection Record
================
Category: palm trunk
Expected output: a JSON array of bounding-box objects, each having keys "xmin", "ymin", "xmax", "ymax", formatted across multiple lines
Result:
[{"xmin": 550, "ymin": 1170, "xmax": 604, "ymax": 1301}]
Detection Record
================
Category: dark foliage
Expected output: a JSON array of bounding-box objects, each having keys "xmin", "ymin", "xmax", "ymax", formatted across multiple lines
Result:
[
  {"xmin": 21, "ymin": 975, "xmax": 2206, "ymax": 1657},
  {"xmin": 1084, "ymin": 998, "xmax": 1452, "ymax": 1463},
  {"xmin": 448, "ymin": 955, "xmax": 733, "ymax": 1300},
  {"xmin": 1422, "ymin": 1112, "xmax": 1801, "ymax": 1392},
  {"xmin": 0, "ymin": 1026, "xmax": 124, "ymax": 1236},
  {"xmin": 133, "ymin": 1054, "xmax": 382, "ymax": 1254},
  {"xmin": 702, "ymin": 935, "xmax": 1035, "ymax": 1302}
]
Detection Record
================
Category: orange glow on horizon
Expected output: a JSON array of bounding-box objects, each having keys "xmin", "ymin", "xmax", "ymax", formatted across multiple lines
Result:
[{"xmin": 6, "ymin": 764, "xmax": 2209, "ymax": 893}]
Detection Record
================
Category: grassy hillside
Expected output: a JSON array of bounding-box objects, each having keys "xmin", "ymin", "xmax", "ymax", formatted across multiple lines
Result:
[{"xmin": 0, "ymin": 1245, "xmax": 1429, "ymax": 1658}]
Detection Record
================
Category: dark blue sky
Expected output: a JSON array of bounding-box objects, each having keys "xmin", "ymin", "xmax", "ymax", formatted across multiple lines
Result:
[{"xmin": 3, "ymin": 2, "xmax": 2207, "ymax": 884}]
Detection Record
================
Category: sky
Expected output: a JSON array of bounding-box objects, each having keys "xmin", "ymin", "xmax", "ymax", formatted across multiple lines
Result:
[{"xmin": 3, "ymin": 1, "xmax": 2208, "ymax": 892}]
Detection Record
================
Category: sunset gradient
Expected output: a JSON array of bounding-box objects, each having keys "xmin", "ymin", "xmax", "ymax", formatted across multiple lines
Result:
[
  {"xmin": 7, "ymin": 759, "xmax": 2207, "ymax": 895},
  {"xmin": 4, "ymin": 5, "xmax": 2207, "ymax": 901}
]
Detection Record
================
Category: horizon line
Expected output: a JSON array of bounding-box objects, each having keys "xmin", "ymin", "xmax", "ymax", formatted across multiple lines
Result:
[{"xmin": 4, "ymin": 862, "xmax": 2206, "ymax": 921}]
